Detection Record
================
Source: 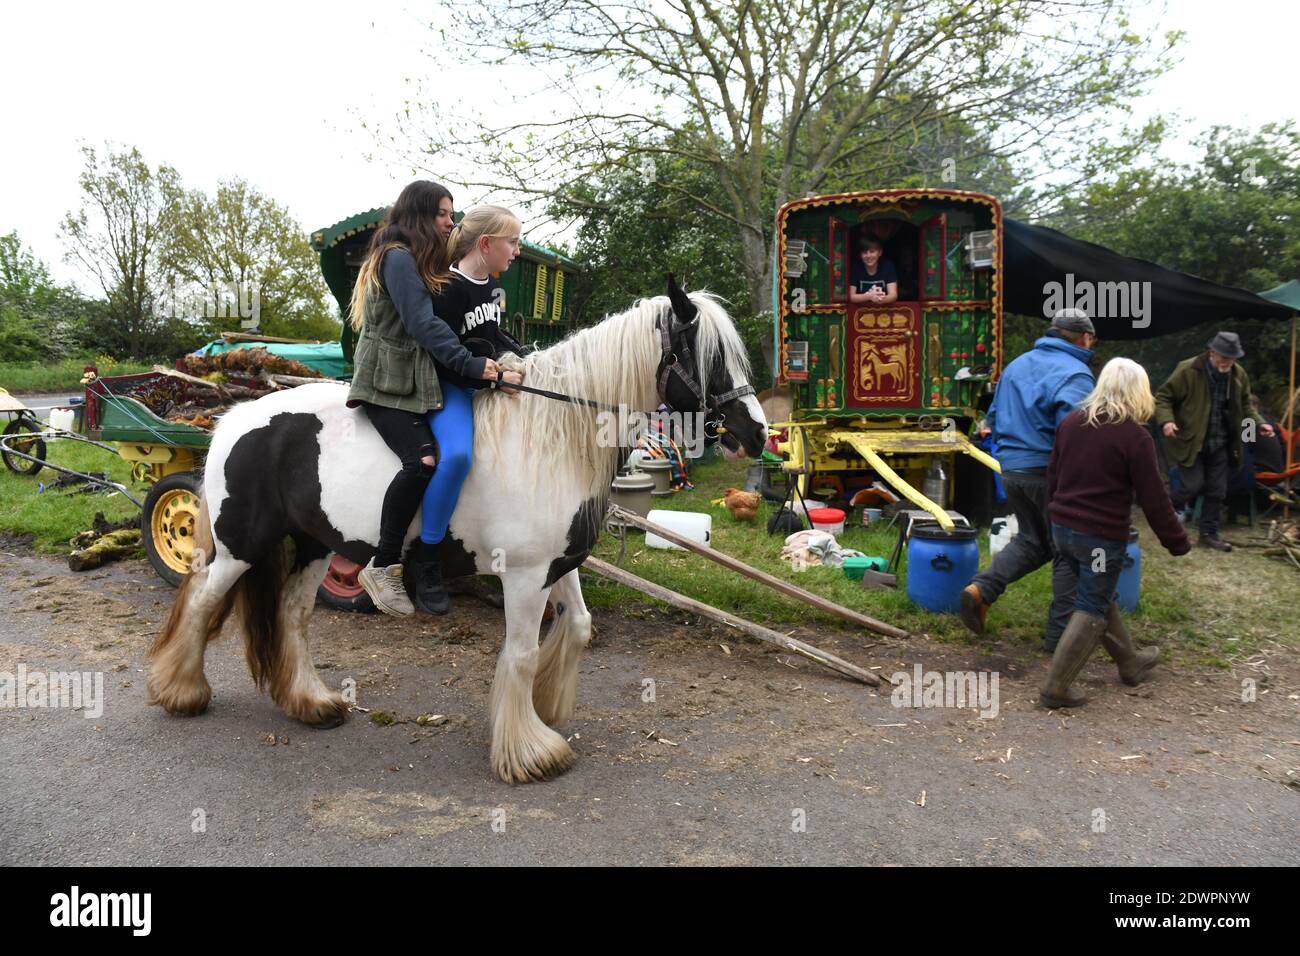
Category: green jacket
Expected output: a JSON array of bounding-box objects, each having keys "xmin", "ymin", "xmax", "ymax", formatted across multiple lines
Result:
[
  {"xmin": 1154, "ymin": 353, "xmax": 1260, "ymax": 469},
  {"xmin": 346, "ymin": 280, "xmax": 444, "ymax": 414}
]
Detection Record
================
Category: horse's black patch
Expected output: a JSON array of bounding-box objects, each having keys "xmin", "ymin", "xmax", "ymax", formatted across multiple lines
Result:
[
  {"xmin": 430, "ymin": 533, "xmax": 479, "ymax": 580},
  {"xmin": 543, "ymin": 495, "xmax": 604, "ymax": 588},
  {"xmin": 215, "ymin": 412, "xmax": 375, "ymax": 566},
  {"xmin": 290, "ymin": 533, "xmax": 332, "ymax": 574}
]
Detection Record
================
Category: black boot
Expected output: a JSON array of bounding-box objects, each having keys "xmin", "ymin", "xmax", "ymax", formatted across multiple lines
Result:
[{"xmin": 413, "ymin": 542, "xmax": 450, "ymax": 615}]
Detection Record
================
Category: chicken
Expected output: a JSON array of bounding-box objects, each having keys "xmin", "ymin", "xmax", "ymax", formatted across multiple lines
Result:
[{"xmin": 722, "ymin": 487, "xmax": 761, "ymax": 521}]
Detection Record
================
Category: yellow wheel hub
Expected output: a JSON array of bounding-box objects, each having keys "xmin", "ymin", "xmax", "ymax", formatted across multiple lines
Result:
[{"xmin": 151, "ymin": 488, "xmax": 200, "ymax": 575}]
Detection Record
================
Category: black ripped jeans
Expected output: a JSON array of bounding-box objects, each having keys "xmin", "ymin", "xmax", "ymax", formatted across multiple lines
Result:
[{"xmin": 361, "ymin": 403, "xmax": 439, "ymax": 567}]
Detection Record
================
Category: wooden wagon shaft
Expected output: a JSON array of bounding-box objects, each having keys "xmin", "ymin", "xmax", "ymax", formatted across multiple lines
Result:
[
  {"xmin": 264, "ymin": 372, "xmax": 325, "ymax": 388},
  {"xmin": 608, "ymin": 504, "xmax": 910, "ymax": 640},
  {"xmin": 150, "ymin": 365, "xmax": 257, "ymax": 400},
  {"xmin": 220, "ymin": 331, "xmax": 323, "ymax": 345},
  {"xmin": 583, "ymin": 556, "xmax": 881, "ymax": 686}
]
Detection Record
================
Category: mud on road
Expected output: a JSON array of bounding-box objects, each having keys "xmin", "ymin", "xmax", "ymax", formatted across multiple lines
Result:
[{"xmin": 1, "ymin": 552, "xmax": 1296, "ymax": 866}]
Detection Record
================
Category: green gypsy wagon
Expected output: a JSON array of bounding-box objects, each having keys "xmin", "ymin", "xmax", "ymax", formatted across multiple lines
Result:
[{"xmin": 771, "ymin": 188, "xmax": 1004, "ymax": 528}]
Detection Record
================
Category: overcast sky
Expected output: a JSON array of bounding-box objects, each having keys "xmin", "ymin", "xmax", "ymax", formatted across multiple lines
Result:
[{"xmin": 2, "ymin": 0, "xmax": 1296, "ymax": 291}]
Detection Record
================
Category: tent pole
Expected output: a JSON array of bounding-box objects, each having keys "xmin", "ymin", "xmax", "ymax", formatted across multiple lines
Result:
[{"xmin": 1287, "ymin": 314, "xmax": 1297, "ymax": 521}]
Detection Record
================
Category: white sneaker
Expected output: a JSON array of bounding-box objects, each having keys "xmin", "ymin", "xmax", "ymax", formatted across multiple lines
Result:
[{"xmin": 358, "ymin": 559, "xmax": 414, "ymax": 616}]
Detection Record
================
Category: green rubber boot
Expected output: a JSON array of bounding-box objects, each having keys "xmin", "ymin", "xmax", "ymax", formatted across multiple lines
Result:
[
  {"xmin": 1099, "ymin": 601, "xmax": 1159, "ymax": 686},
  {"xmin": 1040, "ymin": 610, "xmax": 1105, "ymax": 708}
]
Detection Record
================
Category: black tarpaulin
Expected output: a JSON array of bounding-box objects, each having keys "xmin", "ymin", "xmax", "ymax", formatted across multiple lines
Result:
[{"xmin": 1003, "ymin": 219, "xmax": 1296, "ymax": 340}]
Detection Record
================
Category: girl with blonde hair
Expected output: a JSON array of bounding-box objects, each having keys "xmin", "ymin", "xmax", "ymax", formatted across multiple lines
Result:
[
  {"xmin": 1041, "ymin": 357, "xmax": 1189, "ymax": 708},
  {"xmin": 410, "ymin": 205, "xmax": 530, "ymax": 614}
]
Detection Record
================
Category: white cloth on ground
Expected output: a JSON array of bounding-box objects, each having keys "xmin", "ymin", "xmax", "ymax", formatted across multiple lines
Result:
[{"xmin": 779, "ymin": 530, "xmax": 865, "ymax": 568}]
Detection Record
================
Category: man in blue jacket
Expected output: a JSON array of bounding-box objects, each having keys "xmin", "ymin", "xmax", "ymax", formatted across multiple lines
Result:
[{"xmin": 960, "ymin": 310, "xmax": 1096, "ymax": 650}]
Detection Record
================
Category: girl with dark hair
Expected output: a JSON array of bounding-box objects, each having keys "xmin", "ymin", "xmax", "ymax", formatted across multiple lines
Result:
[{"xmin": 345, "ymin": 181, "xmax": 521, "ymax": 615}]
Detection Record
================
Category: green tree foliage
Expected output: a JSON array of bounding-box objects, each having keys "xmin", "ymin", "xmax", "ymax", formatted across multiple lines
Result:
[
  {"xmin": 162, "ymin": 179, "xmax": 340, "ymax": 342},
  {"xmin": 59, "ymin": 144, "xmax": 185, "ymax": 359},
  {"xmin": 550, "ymin": 113, "xmax": 1049, "ymax": 387},
  {"xmin": 1046, "ymin": 123, "xmax": 1300, "ymax": 400},
  {"xmin": 408, "ymin": 0, "xmax": 1177, "ymax": 314},
  {"xmin": 0, "ymin": 231, "xmax": 102, "ymax": 361},
  {"xmin": 56, "ymin": 145, "xmax": 338, "ymax": 360}
]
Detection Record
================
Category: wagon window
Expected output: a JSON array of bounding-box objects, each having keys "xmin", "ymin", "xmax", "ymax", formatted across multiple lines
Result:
[{"xmin": 848, "ymin": 221, "xmax": 919, "ymax": 301}]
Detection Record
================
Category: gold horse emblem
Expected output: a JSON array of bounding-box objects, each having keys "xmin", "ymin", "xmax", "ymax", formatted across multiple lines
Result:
[{"xmin": 861, "ymin": 342, "xmax": 908, "ymax": 393}]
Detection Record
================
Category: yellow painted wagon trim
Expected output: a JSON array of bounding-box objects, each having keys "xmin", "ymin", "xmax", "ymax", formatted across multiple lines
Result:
[
  {"xmin": 816, "ymin": 429, "xmax": 1003, "ymax": 530},
  {"xmin": 851, "ymin": 442, "xmax": 952, "ymax": 529},
  {"xmin": 114, "ymin": 444, "xmax": 197, "ymax": 483}
]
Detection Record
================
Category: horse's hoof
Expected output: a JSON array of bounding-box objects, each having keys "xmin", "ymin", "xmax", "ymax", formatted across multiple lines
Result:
[
  {"xmin": 310, "ymin": 709, "xmax": 348, "ymax": 730},
  {"xmin": 492, "ymin": 733, "xmax": 576, "ymax": 784},
  {"xmin": 292, "ymin": 694, "xmax": 349, "ymax": 729},
  {"xmin": 148, "ymin": 679, "xmax": 212, "ymax": 717}
]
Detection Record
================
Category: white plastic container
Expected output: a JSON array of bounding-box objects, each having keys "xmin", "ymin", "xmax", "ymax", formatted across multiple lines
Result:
[
  {"xmin": 989, "ymin": 514, "xmax": 1019, "ymax": 557},
  {"xmin": 808, "ymin": 508, "xmax": 846, "ymax": 534},
  {"xmin": 789, "ymin": 498, "xmax": 824, "ymax": 518},
  {"xmin": 49, "ymin": 407, "xmax": 75, "ymax": 432},
  {"xmin": 645, "ymin": 509, "xmax": 712, "ymax": 550}
]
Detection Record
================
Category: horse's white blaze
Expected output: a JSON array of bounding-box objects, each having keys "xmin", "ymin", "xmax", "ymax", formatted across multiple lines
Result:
[{"xmin": 740, "ymin": 393, "xmax": 766, "ymax": 430}]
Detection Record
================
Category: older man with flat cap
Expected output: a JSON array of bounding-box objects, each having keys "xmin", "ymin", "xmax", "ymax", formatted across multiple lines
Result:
[{"xmin": 1155, "ymin": 331, "xmax": 1275, "ymax": 552}]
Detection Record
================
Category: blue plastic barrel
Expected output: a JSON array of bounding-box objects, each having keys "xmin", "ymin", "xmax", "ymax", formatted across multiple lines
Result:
[
  {"xmin": 1115, "ymin": 527, "xmax": 1141, "ymax": 612},
  {"xmin": 906, "ymin": 525, "xmax": 979, "ymax": 613}
]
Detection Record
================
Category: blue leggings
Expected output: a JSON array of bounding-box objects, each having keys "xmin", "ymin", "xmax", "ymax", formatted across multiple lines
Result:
[{"xmin": 421, "ymin": 381, "xmax": 474, "ymax": 544}]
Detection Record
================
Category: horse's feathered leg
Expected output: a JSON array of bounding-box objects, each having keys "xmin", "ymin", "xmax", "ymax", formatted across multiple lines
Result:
[
  {"xmin": 264, "ymin": 545, "xmax": 348, "ymax": 728},
  {"xmin": 533, "ymin": 569, "xmax": 593, "ymax": 727},
  {"xmin": 149, "ymin": 499, "xmax": 249, "ymax": 717},
  {"xmin": 490, "ymin": 567, "xmax": 576, "ymax": 784}
]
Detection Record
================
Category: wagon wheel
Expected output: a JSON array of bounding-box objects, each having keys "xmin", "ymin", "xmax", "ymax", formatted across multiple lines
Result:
[
  {"xmin": 3, "ymin": 416, "xmax": 46, "ymax": 477},
  {"xmin": 316, "ymin": 554, "xmax": 375, "ymax": 612},
  {"xmin": 142, "ymin": 472, "xmax": 202, "ymax": 587}
]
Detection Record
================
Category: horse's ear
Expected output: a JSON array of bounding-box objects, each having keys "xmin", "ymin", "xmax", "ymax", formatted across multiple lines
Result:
[{"xmin": 666, "ymin": 272, "xmax": 698, "ymax": 326}]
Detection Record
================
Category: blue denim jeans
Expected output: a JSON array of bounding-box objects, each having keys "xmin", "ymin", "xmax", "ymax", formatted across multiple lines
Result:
[{"xmin": 1050, "ymin": 523, "xmax": 1125, "ymax": 619}]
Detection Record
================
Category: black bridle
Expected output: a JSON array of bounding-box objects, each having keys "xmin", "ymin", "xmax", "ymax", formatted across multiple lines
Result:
[
  {"xmin": 487, "ymin": 305, "xmax": 753, "ymax": 437},
  {"xmin": 653, "ymin": 310, "xmax": 754, "ymax": 436}
]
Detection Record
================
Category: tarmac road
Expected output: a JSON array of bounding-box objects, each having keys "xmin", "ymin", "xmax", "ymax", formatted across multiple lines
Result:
[{"xmin": 0, "ymin": 551, "xmax": 1295, "ymax": 866}]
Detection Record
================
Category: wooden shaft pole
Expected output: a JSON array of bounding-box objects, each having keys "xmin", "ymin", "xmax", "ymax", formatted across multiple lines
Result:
[
  {"xmin": 609, "ymin": 505, "xmax": 910, "ymax": 640},
  {"xmin": 583, "ymin": 556, "xmax": 881, "ymax": 686}
]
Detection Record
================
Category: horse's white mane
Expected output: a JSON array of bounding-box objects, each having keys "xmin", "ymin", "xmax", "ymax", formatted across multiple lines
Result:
[{"xmin": 472, "ymin": 291, "xmax": 751, "ymax": 484}]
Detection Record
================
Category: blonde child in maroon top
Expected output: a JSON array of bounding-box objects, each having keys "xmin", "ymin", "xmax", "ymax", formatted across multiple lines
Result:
[{"xmin": 1042, "ymin": 358, "xmax": 1190, "ymax": 708}]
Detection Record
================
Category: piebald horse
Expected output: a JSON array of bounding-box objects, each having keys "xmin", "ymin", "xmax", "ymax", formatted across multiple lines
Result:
[{"xmin": 147, "ymin": 278, "xmax": 768, "ymax": 783}]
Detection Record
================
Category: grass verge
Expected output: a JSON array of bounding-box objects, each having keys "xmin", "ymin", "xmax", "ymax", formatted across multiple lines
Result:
[
  {"xmin": 583, "ymin": 454, "xmax": 1298, "ymax": 667},
  {"xmin": 0, "ymin": 435, "xmax": 145, "ymax": 553},
  {"xmin": 0, "ymin": 357, "xmax": 152, "ymax": 395}
]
